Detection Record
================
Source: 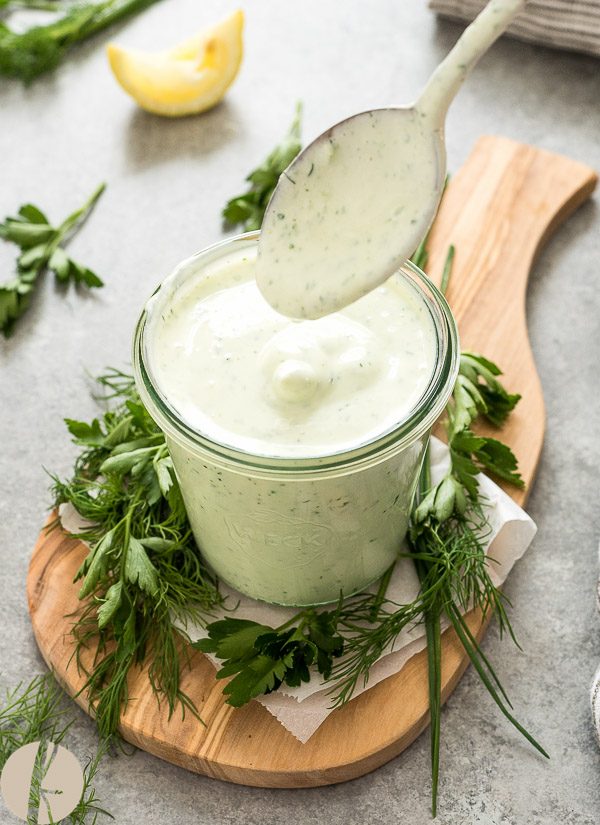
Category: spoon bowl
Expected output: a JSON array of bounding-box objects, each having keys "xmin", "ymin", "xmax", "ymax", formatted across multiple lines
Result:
[
  {"xmin": 257, "ymin": 0, "xmax": 526, "ymax": 319},
  {"xmin": 257, "ymin": 106, "xmax": 446, "ymax": 319}
]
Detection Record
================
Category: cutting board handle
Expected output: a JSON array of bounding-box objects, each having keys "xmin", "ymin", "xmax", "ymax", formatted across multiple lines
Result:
[{"xmin": 426, "ymin": 135, "xmax": 597, "ymax": 505}]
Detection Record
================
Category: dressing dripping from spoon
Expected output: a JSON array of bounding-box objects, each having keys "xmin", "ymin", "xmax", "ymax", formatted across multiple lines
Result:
[{"xmin": 256, "ymin": 0, "xmax": 526, "ymax": 320}]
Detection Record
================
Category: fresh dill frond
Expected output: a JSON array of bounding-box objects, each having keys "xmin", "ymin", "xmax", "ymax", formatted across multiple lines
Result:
[
  {"xmin": 325, "ymin": 591, "xmax": 423, "ymax": 707},
  {"xmin": 53, "ymin": 371, "xmax": 223, "ymax": 740},
  {"xmin": 0, "ymin": 674, "xmax": 69, "ymax": 763},
  {"xmin": 0, "ymin": 674, "xmax": 112, "ymax": 824}
]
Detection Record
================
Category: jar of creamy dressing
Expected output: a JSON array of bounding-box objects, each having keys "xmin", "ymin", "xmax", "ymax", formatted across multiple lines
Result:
[{"xmin": 133, "ymin": 232, "xmax": 458, "ymax": 606}]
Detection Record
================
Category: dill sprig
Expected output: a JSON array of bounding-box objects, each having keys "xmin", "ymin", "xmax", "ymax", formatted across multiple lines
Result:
[
  {"xmin": 315, "ymin": 245, "xmax": 543, "ymax": 814},
  {"xmin": 52, "ymin": 369, "xmax": 223, "ymax": 740},
  {"xmin": 324, "ymin": 590, "xmax": 422, "ymax": 706},
  {"xmin": 408, "ymin": 250, "xmax": 544, "ymax": 815},
  {"xmin": 0, "ymin": 674, "xmax": 112, "ymax": 824},
  {"xmin": 0, "ymin": 675, "xmax": 70, "ymax": 762}
]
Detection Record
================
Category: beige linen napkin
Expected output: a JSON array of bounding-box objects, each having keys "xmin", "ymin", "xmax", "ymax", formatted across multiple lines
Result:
[{"xmin": 429, "ymin": 0, "xmax": 600, "ymax": 58}]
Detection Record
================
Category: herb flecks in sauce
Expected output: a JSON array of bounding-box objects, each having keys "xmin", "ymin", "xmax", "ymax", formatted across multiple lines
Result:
[
  {"xmin": 257, "ymin": 108, "xmax": 442, "ymax": 319},
  {"xmin": 149, "ymin": 244, "xmax": 437, "ymax": 458}
]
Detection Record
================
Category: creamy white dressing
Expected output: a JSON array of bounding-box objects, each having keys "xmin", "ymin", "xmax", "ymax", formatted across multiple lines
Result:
[
  {"xmin": 137, "ymin": 237, "xmax": 457, "ymax": 605},
  {"xmin": 149, "ymin": 244, "xmax": 437, "ymax": 458},
  {"xmin": 257, "ymin": 0, "xmax": 525, "ymax": 320},
  {"xmin": 256, "ymin": 109, "xmax": 443, "ymax": 320},
  {"xmin": 138, "ymin": 238, "xmax": 455, "ymax": 605}
]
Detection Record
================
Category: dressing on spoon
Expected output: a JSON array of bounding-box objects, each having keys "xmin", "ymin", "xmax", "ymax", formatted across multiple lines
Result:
[{"xmin": 256, "ymin": 0, "xmax": 526, "ymax": 320}]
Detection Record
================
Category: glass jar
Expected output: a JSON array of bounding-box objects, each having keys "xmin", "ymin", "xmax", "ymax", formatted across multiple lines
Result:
[{"xmin": 133, "ymin": 232, "xmax": 459, "ymax": 606}]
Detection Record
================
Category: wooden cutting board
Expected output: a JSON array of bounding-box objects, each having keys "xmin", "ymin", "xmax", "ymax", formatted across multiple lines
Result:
[{"xmin": 27, "ymin": 136, "xmax": 597, "ymax": 787}]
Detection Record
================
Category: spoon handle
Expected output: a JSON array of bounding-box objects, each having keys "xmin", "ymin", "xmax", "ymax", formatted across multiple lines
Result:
[{"xmin": 416, "ymin": 0, "xmax": 526, "ymax": 124}]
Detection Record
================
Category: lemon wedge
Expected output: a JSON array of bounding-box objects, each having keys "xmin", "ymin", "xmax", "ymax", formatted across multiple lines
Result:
[{"xmin": 107, "ymin": 10, "xmax": 244, "ymax": 117}]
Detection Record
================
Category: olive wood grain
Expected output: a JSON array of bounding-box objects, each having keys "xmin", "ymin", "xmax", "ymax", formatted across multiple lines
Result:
[{"xmin": 27, "ymin": 136, "xmax": 597, "ymax": 787}]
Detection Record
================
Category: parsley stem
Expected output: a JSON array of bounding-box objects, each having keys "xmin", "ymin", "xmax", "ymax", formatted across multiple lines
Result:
[
  {"xmin": 57, "ymin": 182, "xmax": 106, "ymax": 239},
  {"xmin": 440, "ymin": 244, "xmax": 455, "ymax": 296},
  {"xmin": 82, "ymin": 0, "xmax": 161, "ymax": 41},
  {"xmin": 0, "ymin": 0, "xmax": 165, "ymax": 82},
  {"xmin": 275, "ymin": 609, "xmax": 312, "ymax": 634},
  {"xmin": 41, "ymin": 182, "xmax": 107, "ymax": 269},
  {"xmin": 119, "ymin": 509, "xmax": 132, "ymax": 581}
]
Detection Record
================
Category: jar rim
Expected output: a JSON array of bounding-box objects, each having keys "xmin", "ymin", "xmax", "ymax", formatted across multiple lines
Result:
[{"xmin": 132, "ymin": 231, "xmax": 460, "ymax": 474}]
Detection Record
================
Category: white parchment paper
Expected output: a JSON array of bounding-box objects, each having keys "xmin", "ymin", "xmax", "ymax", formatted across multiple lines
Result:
[{"xmin": 60, "ymin": 436, "xmax": 536, "ymax": 744}]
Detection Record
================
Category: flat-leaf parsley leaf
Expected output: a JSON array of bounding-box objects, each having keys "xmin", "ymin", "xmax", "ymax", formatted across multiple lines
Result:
[
  {"xmin": 223, "ymin": 102, "xmax": 303, "ymax": 231},
  {"xmin": 0, "ymin": 183, "xmax": 106, "ymax": 337}
]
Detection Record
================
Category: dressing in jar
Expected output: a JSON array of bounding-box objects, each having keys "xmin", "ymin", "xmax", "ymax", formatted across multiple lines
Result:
[{"xmin": 133, "ymin": 232, "xmax": 458, "ymax": 605}]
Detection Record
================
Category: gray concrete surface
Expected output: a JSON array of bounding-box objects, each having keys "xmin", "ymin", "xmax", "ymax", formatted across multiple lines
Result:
[{"xmin": 1, "ymin": 1, "xmax": 599, "ymax": 822}]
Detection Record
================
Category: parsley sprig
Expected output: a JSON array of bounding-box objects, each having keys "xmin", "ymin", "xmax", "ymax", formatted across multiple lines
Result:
[
  {"xmin": 223, "ymin": 102, "xmax": 303, "ymax": 231},
  {"xmin": 194, "ymin": 610, "xmax": 343, "ymax": 707},
  {"xmin": 415, "ymin": 351, "xmax": 523, "ymax": 522},
  {"xmin": 0, "ymin": 183, "xmax": 105, "ymax": 337}
]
